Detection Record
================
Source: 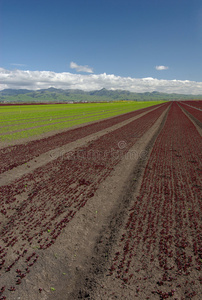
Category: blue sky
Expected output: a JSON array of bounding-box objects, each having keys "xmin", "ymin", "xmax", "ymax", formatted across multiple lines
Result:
[{"xmin": 0, "ymin": 0, "xmax": 202, "ymax": 94}]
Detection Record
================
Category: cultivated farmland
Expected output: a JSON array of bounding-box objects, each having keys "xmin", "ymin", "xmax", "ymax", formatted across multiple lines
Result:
[
  {"xmin": 0, "ymin": 101, "xmax": 201, "ymax": 300},
  {"xmin": 0, "ymin": 101, "xmax": 164, "ymax": 146}
]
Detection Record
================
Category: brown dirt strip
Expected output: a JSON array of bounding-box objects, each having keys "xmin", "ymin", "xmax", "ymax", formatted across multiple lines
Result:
[
  {"xmin": 0, "ymin": 103, "xmax": 170, "ymax": 300},
  {"xmin": 0, "ymin": 103, "xmax": 165, "ymax": 174}
]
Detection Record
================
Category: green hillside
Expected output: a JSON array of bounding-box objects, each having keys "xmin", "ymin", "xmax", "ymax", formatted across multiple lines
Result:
[{"xmin": 0, "ymin": 88, "xmax": 202, "ymax": 103}]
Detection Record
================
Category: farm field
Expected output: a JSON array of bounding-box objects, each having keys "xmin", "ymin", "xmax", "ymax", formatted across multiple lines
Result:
[
  {"xmin": 0, "ymin": 101, "xmax": 201, "ymax": 300},
  {"xmin": 0, "ymin": 101, "xmax": 165, "ymax": 146},
  {"xmin": 0, "ymin": 102, "xmax": 165, "ymax": 176}
]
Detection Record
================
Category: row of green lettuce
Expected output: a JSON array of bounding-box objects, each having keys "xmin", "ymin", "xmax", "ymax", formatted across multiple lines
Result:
[{"xmin": 0, "ymin": 101, "xmax": 166, "ymax": 144}]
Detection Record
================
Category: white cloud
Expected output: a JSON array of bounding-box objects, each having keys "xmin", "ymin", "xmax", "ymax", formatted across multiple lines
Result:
[
  {"xmin": 156, "ymin": 65, "xmax": 169, "ymax": 70},
  {"xmin": 0, "ymin": 68, "xmax": 202, "ymax": 95},
  {"xmin": 70, "ymin": 61, "xmax": 93, "ymax": 73}
]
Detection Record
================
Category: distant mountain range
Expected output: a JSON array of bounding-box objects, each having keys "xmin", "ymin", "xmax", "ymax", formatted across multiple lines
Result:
[{"xmin": 0, "ymin": 88, "xmax": 201, "ymax": 103}]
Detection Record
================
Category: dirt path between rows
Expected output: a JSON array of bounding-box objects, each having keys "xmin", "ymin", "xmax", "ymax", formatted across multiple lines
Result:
[
  {"xmin": 3, "ymin": 105, "xmax": 170, "ymax": 300},
  {"xmin": 0, "ymin": 105, "xmax": 162, "ymax": 187}
]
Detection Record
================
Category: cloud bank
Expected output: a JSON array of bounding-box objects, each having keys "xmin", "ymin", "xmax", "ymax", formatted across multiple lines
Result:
[
  {"xmin": 156, "ymin": 65, "xmax": 169, "ymax": 70},
  {"xmin": 70, "ymin": 62, "xmax": 93, "ymax": 73},
  {"xmin": 0, "ymin": 68, "xmax": 202, "ymax": 95}
]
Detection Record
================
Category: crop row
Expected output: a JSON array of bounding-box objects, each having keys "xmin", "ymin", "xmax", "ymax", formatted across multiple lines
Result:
[
  {"xmin": 179, "ymin": 102, "xmax": 202, "ymax": 123},
  {"xmin": 0, "ymin": 103, "xmax": 164, "ymax": 174},
  {"xmin": 0, "ymin": 106, "xmax": 130, "ymax": 127},
  {"xmin": 180, "ymin": 101, "xmax": 202, "ymax": 109},
  {"xmin": 0, "ymin": 107, "xmax": 144, "ymax": 142},
  {"xmin": 0, "ymin": 107, "xmax": 132, "ymax": 132},
  {"xmin": 107, "ymin": 102, "xmax": 201, "ymax": 299},
  {"xmin": 0, "ymin": 109, "xmax": 139, "ymax": 144},
  {"xmin": 0, "ymin": 103, "xmax": 169, "ymax": 299},
  {"xmin": 0, "ymin": 102, "xmax": 165, "ymax": 144}
]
